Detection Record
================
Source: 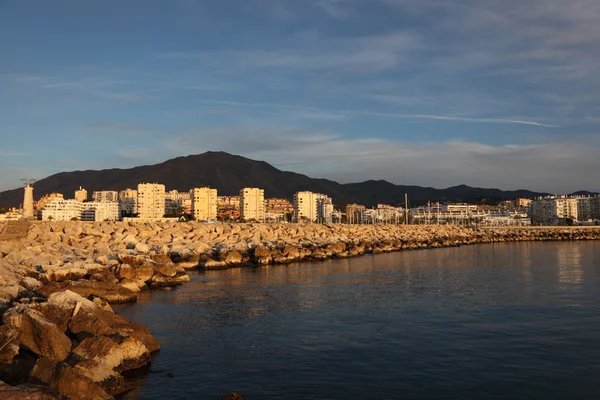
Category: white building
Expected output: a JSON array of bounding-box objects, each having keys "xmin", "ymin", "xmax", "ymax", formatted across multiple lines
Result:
[
  {"xmin": 41, "ymin": 199, "xmax": 85, "ymax": 221},
  {"xmin": 530, "ymin": 196, "xmax": 580, "ymax": 225},
  {"xmin": 92, "ymin": 191, "xmax": 119, "ymax": 203},
  {"xmin": 293, "ymin": 191, "xmax": 318, "ymax": 222},
  {"xmin": 137, "ymin": 183, "xmax": 166, "ymax": 219},
  {"xmin": 81, "ymin": 202, "xmax": 120, "ymax": 221},
  {"xmin": 316, "ymin": 194, "xmax": 334, "ymax": 223},
  {"xmin": 239, "ymin": 188, "xmax": 265, "ymax": 222},
  {"xmin": 119, "ymin": 189, "xmax": 138, "ymax": 217},
  {"xmin": 191, "ymin": 187, "xmax": 217, "ymax": 221}
]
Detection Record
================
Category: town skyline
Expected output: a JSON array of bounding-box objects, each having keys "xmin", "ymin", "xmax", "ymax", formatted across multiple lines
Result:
[{"xmin": 2, "ymin": 1, "xmax": 600, "ymax": 194}]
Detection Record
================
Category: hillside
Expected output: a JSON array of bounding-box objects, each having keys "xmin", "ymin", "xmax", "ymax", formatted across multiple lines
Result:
[{"xmin": 0, "ymin": 151, "xmax": 547, "ymax": 208}]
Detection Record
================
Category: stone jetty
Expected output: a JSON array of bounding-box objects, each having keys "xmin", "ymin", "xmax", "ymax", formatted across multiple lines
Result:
[{"xmin": 0, "ymin": 221, "xmax": 599, "ymax": 398}]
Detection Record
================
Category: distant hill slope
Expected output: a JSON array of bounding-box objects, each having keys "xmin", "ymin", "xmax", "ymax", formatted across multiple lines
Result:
[{"xmin": 0, "ymin": 151, "xmax": 548, "ymax": 208}]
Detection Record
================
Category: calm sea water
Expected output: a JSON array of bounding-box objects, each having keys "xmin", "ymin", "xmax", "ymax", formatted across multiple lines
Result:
[{"xmin": 115, "ymin": 242, "xmax": 600, "ymax": 400}]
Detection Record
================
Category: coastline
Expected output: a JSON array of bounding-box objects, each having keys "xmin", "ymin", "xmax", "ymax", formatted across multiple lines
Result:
[{"xmin": 1, "ymin": 222, "xmax": 600, "ymax": 399}]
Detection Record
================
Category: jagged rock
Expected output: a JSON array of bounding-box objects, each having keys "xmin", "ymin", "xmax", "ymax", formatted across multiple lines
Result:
[
  {"xmin": 134, "ymin": 243, "xmax": 149, "ymax": 253},
  {"xmin": 72, "ymin": 335, "xmax": 150, "ymax": 395},
  {"xmin": 153, "ymin": 262, "xmax": 180, "ymax": 278},
  {"xmin": 50, "ymin": 363, "xmax": 112, "ymax": 400},
  {"xmin": 42, "ymin": 266, "xmax": 87, "ymax": 283},
  {"xmin": 0, "ymin": 380, "xmax": 60, "ymax": 400},
  {"xmin": 223, "ymin": 250, "xmax": 243, "ymax": 265},
  {"xmin": 0, "ymin": 325, "xmax": 21, "ymax": 364},
  {"xmin": 201, "ymin": 258, "xmax": 227, "ymax": 270},
  {"xmin": 149, "ymin": 272, "xmax": 190, "ymax": 288},
  {"xmin": 35, "ymin": 281, "xmax": 138, "ymax": 304},
  {"xmin": 20, "ymin": 278, "xmax": 42, "ymax": 292},
  {"xmin": 3, "ymin": 306, "xmax": 71, "ymax": 362}
]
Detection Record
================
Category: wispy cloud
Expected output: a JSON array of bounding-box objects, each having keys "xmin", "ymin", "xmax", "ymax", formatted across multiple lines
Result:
[{"xmin": 200, "ymin": 99, "xmax": 557, "ymax": 127}]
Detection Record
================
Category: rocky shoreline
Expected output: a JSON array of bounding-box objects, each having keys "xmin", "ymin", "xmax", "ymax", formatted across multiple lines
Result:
[{"xmin": 1, "ymin": 221, "xmax": 600, "ymax": 399}]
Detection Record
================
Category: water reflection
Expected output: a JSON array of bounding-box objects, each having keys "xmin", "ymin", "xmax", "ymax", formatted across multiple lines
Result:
[{"xmin": 557, "ymin": 244, "xmax": 584, "ymax": 288}]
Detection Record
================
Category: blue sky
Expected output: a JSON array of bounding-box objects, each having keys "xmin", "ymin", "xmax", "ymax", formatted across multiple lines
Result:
[{"xmin": 1, "ymin": 0, "xmax": 599, "ymax": 193}]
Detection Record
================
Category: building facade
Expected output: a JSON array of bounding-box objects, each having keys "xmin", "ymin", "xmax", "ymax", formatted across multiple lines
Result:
[
  {"xmin": 191, "ymin": 187, "xmax": 218, "ymax": 221},
  {"xmin": 165, "ymin": 190, "xmax": 192, "ymax": 217},
  {"xmin": 293, "ymin": 191, "xmax": 318, "ymax": 222},
  {"xmin": 530, "ymin": 196, "xmax": 582, "ymax": 225},
  {"xmin": 316, "ymin": 194, "xmax": 334, "ymax": 223},
  {"xmin": 119, "ymin": 189, "xmax": 138, "ymax": 217},
  {"xmin": 41, "ymin": 199, "xmax": 85, "ymax": 221},
  {"xmin": 74, "ymin": 187, "xmax": 88, "ymax": 202},
  {"xmin": 81, "ymin": 202, "xmax": 120, "ymax": 221},
  {"xmin": 92, "ymin": 191, "xmax": 119, "ymax": 203},
  {"xmin": 137, "ymin": 183, "xmax": 166, "ymax": 219},
  {"xmin": 36, "ymin": 193, "xmax": 64, "ymax": 212},
  {"xmin": 239, "ymin": 188, "xmax": 265, "ymax": 222}
]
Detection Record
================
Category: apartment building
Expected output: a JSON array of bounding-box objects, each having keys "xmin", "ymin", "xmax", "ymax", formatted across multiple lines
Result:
[
  {"xmin": 316, "ymin": 194, "xmax": 334, "ymax": 223},
  {"xmin": 41, "ymin": 199, "xmax": 85, "ymax": 221},
  {"xmin": 293, "ymin": 191, "xmax": 318, "ymax": 222},
  {"xmin": 81, "ymin": 202, "xmax": 120, "ymax": 221},
  {"xmin": 137, "ymin": 183, "xmax": 166, "ymax": 219},
  {"xmin": 531, "ymin": 196, "xmax": 580, "ymax": 225},
  {"xmin": 119, "ymin": 189, "xmax": 138, "ymax": 217},
  {"xmin": 577, "ymin": 196, "xmax": 600, "ymax": 222},
  {"xmin": 92, "ymin": 191, "xmax": 119, "ymax": 203},
  {"xmin": 191, "ymin": 187, "xmax": 218, "ymax": 221},
  {"xmin": 74, "ymin": 187, "xmax": 88, "ymax": 202},
  {"xmin": 239, "ymin": 188, "xmax": 265, "ymax": 222}
]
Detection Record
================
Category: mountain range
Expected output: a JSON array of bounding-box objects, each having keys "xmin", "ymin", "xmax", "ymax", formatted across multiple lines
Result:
[{"xmin": 0, "ymin": 151, "xmax": 550, "ymax": 208}]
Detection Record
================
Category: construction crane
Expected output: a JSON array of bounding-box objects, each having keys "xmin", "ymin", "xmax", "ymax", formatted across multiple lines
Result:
[{"xmin": 21, "ymin": 178, "xmax": 37, "ymax": 187}]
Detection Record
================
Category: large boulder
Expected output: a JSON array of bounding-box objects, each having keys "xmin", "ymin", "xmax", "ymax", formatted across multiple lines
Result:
[
  {"xmin": 35, "ymin": 281, "xmax": 138, "ymax": 304},
  {"xmin": 0, "ymin": 325, "xmax": 21, "ymax": 364},
  {"xmin": 3, "ymin": 306, "xmax": 71, "ymax": 362},
  {"xmin": 72, "ymin": 335, "xmax": 150, "ymax": 395},
  {"xmin": 0, "ymin": 380, "xmax": 60, "ymax": 400},
  {"xmin": 49, "ymin": 363, "xmax": 111, "ymax": 400}
]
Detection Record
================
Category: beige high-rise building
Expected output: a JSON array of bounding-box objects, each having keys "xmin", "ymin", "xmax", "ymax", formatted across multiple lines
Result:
[
  {"xmin": 293, "ymin": 191, "xmax": 318, "ymax": 222},
  {"xmin": 239, "ymin": 188, "xmax": 265, "ymax": 222},
  {"xmin": 191, "ymin": 187, "xmax": 218, "ymax": 221},
  {"xmin": 23, "ymin": 185, "xmax": 34, "ymax": 219},
  {"xmin": 137, "ymin": 183, "xmax": 166, "ymax": 219},
  {"xmin": 74, "ymin": 186, "xmax": 88, "ymax": 202}
]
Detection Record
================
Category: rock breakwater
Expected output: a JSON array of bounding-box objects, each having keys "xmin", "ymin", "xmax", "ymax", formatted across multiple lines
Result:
[{"xmin": 0, "ymin": 221, "xmax": 599, "ymax": 398}]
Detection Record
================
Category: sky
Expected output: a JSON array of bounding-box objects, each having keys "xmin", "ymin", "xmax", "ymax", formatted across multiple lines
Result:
[{"xmin": 1, "ymin": 0, "xmax": 600, "ymax": 194}]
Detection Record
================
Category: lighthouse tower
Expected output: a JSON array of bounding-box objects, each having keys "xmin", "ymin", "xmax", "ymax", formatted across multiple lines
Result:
[{"xmin": 22, "ymin": 183, "xmax": 35, "ymax": 219}]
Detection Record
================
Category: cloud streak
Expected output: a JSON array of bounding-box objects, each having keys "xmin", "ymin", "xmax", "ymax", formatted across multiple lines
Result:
[{"xmin": 200, "ymin": 100, "xmax": 557, "ymax": 127}]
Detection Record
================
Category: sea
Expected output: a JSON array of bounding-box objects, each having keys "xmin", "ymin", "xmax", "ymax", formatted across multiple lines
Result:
[{"xmin": 115, "ymin": 241, "xmax": 600, "ymax": 400}]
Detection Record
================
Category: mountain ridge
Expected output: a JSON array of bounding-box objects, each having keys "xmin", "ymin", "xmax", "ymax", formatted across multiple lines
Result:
[{"xmin": 0, "ymin": 151, "xmax": 551, "ymax": 207}]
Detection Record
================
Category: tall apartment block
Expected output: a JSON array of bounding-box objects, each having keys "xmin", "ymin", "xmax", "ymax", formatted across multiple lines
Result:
[
  {"xmin": 137, "ymin": 183, "xmax": 166, "ymax": 219},
  {"xmin": 74, "ymin": 186, "xmax": 88, "ymax": 202},
  {"xmin": 92, "ymin": 190, "xmax": 119, "ymax": 203},
  {"xmin": 293, "ymin": 191, "xmax": 318, "ymax": 222},
  {"xmin": 191, "ymin": 187, "xmax": 218, "ymax": 221},
  {"xmin": 239, "ymin": 188, "xmax": 265, "ymax": 222}
]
